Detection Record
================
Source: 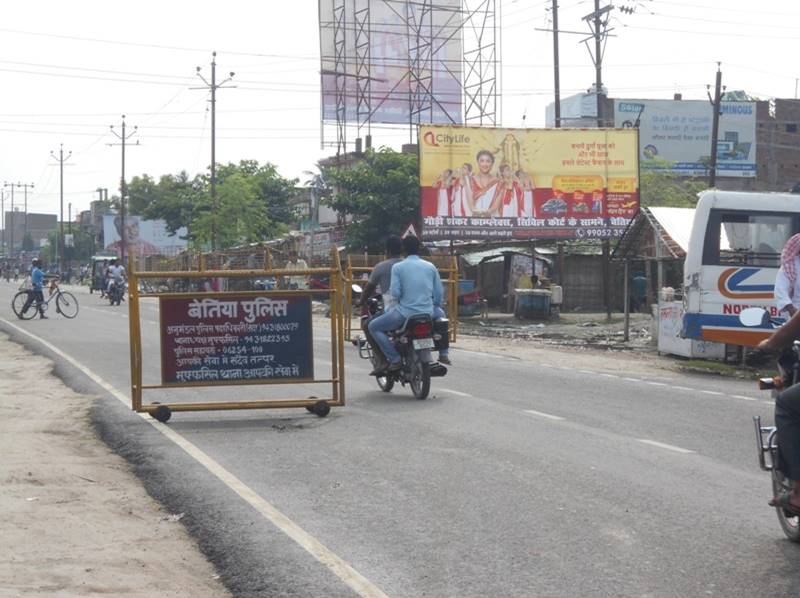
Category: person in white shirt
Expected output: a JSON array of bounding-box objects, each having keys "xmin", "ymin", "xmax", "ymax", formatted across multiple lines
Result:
[
  {"xmin": 285, "ymin": 250, "xmax": 309, "ymax": 290},
  {"xmin": 106, "ymin": 259, "xmax": 127, "ymax": 293},
  {"xmin": 775, "ymin": 233, "xmax": 800, "ymax": 318}
]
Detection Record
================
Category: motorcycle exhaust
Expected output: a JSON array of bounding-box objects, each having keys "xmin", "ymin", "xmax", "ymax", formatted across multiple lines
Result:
[{"xmin": 430, "ymin": 363, "xmax": 447, "ymax": 377}]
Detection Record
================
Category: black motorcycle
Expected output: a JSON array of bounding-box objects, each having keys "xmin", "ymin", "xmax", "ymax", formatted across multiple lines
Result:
[
  {"xmin": 741, "ymin": 307, "xmax": 800, "ymax": 541},
  {"xmin": 353, "ymin": 285, "xmax": 447, "ymax": 400},
  {"xmin": 108, "ymin": 280, "xmax": 127, "ymax": 306}
]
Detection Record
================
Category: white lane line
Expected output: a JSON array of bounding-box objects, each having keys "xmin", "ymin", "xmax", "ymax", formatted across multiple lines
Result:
[
  {"xmin": 732, "ymin": 395, "xmax": 758, "ymax": 402},
  {"xmin": 700, "ymin": 390, "xmax": 724, "ymax": 396},
  {"xmin": 646, "ymin": 381, "xmax": 667, "ymax": 387},
  {"xmin": 636, "ymin": 438, "xmax": 694, "ymax": 454},
  {"xmin": 673, "ymin": 386, "xmax": 693, "ymax": 391},
  {"xmin": 599, "ymin": 373, "xmax": 619, "ymax": 378},
  {"xmin": 578, "ymin": 369, "xmax": 594, "ymax": 374},
  {"xmin": 523, "ymin": 409, "xmax": 566, "ymax": 421},
  {"xmin": 622, "ymin": 377, "xmax": 640, "ymax": 382},
  {"xmin": 439, "ymin": 388, "xmax": 472, "ymax": 398},
  {"xmin": 0, "ymin": 317, "xmax": 390, "ymax": 598}
]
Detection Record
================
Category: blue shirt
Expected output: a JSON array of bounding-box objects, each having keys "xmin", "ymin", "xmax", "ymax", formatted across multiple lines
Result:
[
  {"xmin": 31, "ymin": 267, "xmax": 45, "ymax": 290},
  {"xmin": 389, "ymin": 255, "xmax": 444, "ymax": 318}
]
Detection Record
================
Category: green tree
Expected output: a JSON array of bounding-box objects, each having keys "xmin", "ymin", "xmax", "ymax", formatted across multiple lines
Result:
[
  {"xmin": 127, "ymin": 174, "xmax": 159, "ymax": 215},
  {"xmin": 142, "ymin": 171, "xmax": 206, "ymax": 240},
  {"xmin": 640, "ymin": 159, "xmax": 707, "ymax": 208},
  {"xmin": 323, "ymin": 148, "xmax": 420, "ymax": 251}
]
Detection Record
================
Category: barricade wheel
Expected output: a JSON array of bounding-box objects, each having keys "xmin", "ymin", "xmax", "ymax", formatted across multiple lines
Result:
[
  {"xmin": 151, "ymin": 405, "xmax": 172, "ymax": 423},
  {"xmin": 312, "ymin": 400, "xmax": 331, "ymax": 418}
]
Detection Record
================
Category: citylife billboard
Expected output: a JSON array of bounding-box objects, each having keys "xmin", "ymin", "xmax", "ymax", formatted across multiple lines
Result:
[
  {"xmin": 614, "ymin": 99, "xmax": 756, "ymax": 178},
  {"xmin": 419, "ymin": 126, "xmax": 640, "ymax": 241},
  {"xmin": 103, "ymin": 214, "xmax": 188, "ymax": 257},
  {"xmin": 319, "ymin": 0, "xmax": 463, "ymax": 125}
]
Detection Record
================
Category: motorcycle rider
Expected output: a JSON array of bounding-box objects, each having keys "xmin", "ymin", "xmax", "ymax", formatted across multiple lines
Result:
[
  {"xmin": 106, "ymin": 258, "xmax": 127, "ymax": 299},
  {"xmin": 367, "ymin": 235, "xmax": 444, "ymax": 375},
  {"xmin": 759, "ymin": 312, "xmax": 800, "ymax": 513}
]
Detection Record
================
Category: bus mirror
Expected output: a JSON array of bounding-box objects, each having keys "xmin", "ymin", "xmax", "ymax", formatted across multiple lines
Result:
[{"xmin": 739, "ymin": 307, "xmax": 769, "ymax": 327}]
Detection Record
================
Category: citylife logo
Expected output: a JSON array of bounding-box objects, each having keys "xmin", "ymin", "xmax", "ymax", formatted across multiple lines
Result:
[{"xmin": 423, "ymin": 131, "xmax": 471, "ymax": 147}]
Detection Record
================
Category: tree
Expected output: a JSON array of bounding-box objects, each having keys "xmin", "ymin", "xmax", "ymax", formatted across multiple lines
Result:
[
  {"xmin": 639, "ymin": 159, "xmax": 707, "ymax": 208},
  {"xmin": 127, "ymin": 174, "xmax": 159, "ymax": 215},
  {"xmin": 323, "ymin": 148, "xmax": 420, "ymax": 251},
  {"xmin": 142, "ymin": 171, "xmax": 206, "ymax": 240}
]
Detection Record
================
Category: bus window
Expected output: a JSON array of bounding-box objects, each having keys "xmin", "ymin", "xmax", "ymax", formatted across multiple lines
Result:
[{"xmin": 702, "ymin": 209, "xmax": 796, "ymax": 268}]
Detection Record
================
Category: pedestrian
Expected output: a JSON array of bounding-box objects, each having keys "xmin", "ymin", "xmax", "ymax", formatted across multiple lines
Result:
[
  {"xmin": 284, "ymin": 250, "xmax": 309, "ymax": 290},
  {"xmin": 20, "ymin": 258, "xmax": 47, "ymax": 319},
  {"xmin": 631, "ymin": 272, "xmax": 648, "ymax": 313},
  {"xmin": 775, "ymin": 233, "xmax": 800, "ymax": 318}
]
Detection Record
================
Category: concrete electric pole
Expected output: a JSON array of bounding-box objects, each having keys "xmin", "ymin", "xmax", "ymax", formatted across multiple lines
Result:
[
  {"xmin": 109, "ymin": 115, "xmax": 139, "ymax": 266},
  {"xmin": 707, "ymin": 63, "xmax": 724, "ymax": 187},
  {"xmin": 2, "ymin": 183, "xmax": 14, "ymax": 257},
  {"xmin": 16, "ymin": 182, "xmax": 34, "ymax": 242},
  {"xmin": 50, "ymin": 145, "xmax": 72, "ymax": 271},
  {"xmin": 192, "ymin": 51, "xmax": 235, "ymax": 251}
]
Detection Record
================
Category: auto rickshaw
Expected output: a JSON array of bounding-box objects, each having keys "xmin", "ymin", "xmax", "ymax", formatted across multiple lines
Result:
[{"xmin": 89, "ymin": 254, "xmax": 116, "ymax": 294}]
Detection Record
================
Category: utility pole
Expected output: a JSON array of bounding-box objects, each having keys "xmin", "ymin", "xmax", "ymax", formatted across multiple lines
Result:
[
  {"xmin": 109, "ymin": 115, "xmax": 139, "ymax": 266},
  {"xmin": 3, "ymin": 182, "xmax": 15, "ymax": 258},
  {"xmin": 192, "ymin": 51, "xmax": 235, "ymax": 251},
  {"xmin": 707, "ymin": 63, "xmax": 723, "ymax": 187},
  {"xmin": 68, "ymin": 202, "xmax": 72, "ymax": 233},
  {"xmin": 1, "ymin": 189, "xmax": 4, "ymax": 257},
  {"xmin": 582, "ymin": 0, "xmax": 612, "ymax": 127},
  {"xmin": 552, "ymin": 0, "xmax": 561, "ymax": 128},
  {"xmin": 50, "ymin": 145, "xmax": 72, "ymax": 272},
  {"xmin": 16, "ymin": 182, "xmax": 34, "ymax": 242}
]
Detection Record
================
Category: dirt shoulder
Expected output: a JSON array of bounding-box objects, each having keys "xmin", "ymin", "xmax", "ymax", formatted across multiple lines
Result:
[{"xmin": 0, "ymin": 332, "xmax": 230, "ymax": 597}]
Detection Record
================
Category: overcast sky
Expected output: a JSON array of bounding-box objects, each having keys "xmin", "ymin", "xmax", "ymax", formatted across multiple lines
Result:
[{"xmin": 1, "ymin": 0, "xmax": 798, "ymax": 220}]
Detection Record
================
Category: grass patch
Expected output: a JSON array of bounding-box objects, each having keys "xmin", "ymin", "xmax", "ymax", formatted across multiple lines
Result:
[{"xmin": 676, "ymin": 359, "xmax": 772, "ymax": 380}]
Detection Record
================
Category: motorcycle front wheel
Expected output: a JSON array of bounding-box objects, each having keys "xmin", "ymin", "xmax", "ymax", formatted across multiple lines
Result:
[
  {"xmin": 408, "ymin": 351, "xmax": 431, "ymax": 400},
  {"xmin": 772, "ymin": 468, "xmax": 800, "ymax": 542}
]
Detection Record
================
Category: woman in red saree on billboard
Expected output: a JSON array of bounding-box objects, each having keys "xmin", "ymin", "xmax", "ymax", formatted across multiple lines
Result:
[
  {"xmin": 433, "ymin": 169, "xmax": 454, "ymax": 216},
  {"xmin": 488, "ymin": 164, "xmax": 523, "ymax": 217},
  {"xmin": 453, "ymin": 163, "xmax": 474, "ymax": 217},
  {"xmin": 470, "ymin": 150, "xmax": 500, "ymax": 216}
]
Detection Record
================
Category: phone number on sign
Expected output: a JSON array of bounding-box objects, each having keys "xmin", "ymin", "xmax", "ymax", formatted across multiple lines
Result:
[{"xmin": 576, "ymin": 228, "xmax": 625, "ymax": 239}]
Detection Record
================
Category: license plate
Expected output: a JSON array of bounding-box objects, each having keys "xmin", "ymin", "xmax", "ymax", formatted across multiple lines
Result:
[{"xmin": 412, "ymin": 338, "xmax": 435, "ymax": 350}]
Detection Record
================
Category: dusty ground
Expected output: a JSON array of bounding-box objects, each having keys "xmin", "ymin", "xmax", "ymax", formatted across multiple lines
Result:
[{"xmin": 0, "ymin": 333, "xmax": 230, "ymax": 598}]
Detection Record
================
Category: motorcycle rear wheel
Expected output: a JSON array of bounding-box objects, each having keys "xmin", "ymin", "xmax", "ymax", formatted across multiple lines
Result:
[
  {"xmin": 771, "ymin": 468, "xmax": 800, "ymax": 542},
  {"xmin": 409, "ymin": 352, "xmax": 431, "ymax": 400}
]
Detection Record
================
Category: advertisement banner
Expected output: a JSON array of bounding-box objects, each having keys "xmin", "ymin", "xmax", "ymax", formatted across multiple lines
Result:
[
  {"xmin": 614, "ymin": 99, "xmax": 756, "ymax": 177},
  {"xmin": 419, "ymin": 126, "xmax": 639, "ymax": 241},
  {"xmin": 319, "ymin": 0, "xmax": 462, "ymax": 125},
  {"xmin": 160, "ymin": 294, "xmax": 314, "ymax": 386},
  {"xmin": 103, "ymin": 214, "xmax": 188, "ymax": 257}
]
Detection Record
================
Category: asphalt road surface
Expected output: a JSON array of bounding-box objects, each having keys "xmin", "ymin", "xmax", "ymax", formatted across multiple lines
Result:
[{"xmin": 2, "ymin": 279, "xmax": 799, "ymax": 597}]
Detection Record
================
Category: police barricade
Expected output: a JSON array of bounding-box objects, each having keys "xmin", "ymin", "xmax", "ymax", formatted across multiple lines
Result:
[
  {"xmin": 344, "ymin": 253, "xmax": 459, "ymax": 343},
  {"xmin": 127, "ymin": 247, "xmax": 345, "ymax": 422}
]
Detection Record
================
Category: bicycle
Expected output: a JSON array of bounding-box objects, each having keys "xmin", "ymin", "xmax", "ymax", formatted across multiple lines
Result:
[{"xmin": 12, "ymin": 277, "xmax": 79, "ymax": 320}]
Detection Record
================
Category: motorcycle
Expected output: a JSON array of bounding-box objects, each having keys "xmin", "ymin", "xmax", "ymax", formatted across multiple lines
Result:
[
  {"xmin": 740, "ymin": 307, "xmax": 800, "ymax": 541},
  {"xmin": 352, "ymin": 284, "xmax": 447, "ymax": 400},
  {"xmin": 108, "ymin": 280, "xmax": 127, "ymax": 306}
]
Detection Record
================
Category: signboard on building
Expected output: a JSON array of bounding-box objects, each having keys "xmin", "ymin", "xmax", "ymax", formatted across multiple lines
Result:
[
  {"xmin": 419, "ymin": 125, "xmax": 640, "ymax": 241},
  {"xmin": 103, "ymin": 214, "xmax": 188, "ymax": 257},
  {"xmin": 319, "ymin": 0, "xmax": 462, "ymax": 125},
  {"xmin": 614, "ymin": 99, "xmax": 756, "ymax": 177},
  {"xmin": 159, "ymin": 294, "xmax": 314, "ymax": 386}
]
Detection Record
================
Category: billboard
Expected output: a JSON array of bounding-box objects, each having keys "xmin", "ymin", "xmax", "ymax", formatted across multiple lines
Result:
[
  {"xmin": 103, "ymin": 214, "xmax": 188, "ymax": 257},
  {"xmin": 319, "ymin": 0, "xmax": 463, "ymax": 125},
  {"xmin": 614, "ymin": 99, "xmax": 756, "ymax": 177},
  {"xmin": 419, "ymin": 126, "xmax": 640, "ymax": 241}
]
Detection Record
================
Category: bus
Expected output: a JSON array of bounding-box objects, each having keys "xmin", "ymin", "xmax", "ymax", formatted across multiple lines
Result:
[{"xmin": 682, "ymin": 190, "xmax": 800, "ymax": 346}]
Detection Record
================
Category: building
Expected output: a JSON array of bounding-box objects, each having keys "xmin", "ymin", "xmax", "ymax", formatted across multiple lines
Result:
[{"xmin": 2, "ymin": 211, "xmax": 57, "ymax": 253}]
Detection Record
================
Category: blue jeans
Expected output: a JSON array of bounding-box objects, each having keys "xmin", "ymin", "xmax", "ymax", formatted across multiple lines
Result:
[{"xmin": 367, "ymin": 308, "xmax": 407, "ymax": 365}]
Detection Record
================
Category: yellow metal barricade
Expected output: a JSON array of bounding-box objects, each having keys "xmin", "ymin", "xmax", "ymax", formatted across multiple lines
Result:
[{"xmin": 127, "ymin": 247, "xmax": 346, "ymax": 421}]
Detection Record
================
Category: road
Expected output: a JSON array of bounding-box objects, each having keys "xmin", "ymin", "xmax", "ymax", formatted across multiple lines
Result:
[{"xmin": 2, "ymin": 279, "xmax": 799, "ymax": 597}]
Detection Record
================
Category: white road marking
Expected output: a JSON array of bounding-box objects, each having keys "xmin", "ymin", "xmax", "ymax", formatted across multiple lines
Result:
[
  {"xmin": 732, "ymin": 395, "xmax": 758, "ymax": 401},
  {"xmin": 439, "ymin": 388, "xmax": 472, "ymax": 398},
  {"xmin": 646, "ymin": 381, "xmax": 667, "ymax": 387},
  {"xmin": 700, "ymin": 390, "xmax": 724, "ymax": 396},
  {"xmin": 0, "ymin": 317, "xmax": 390, "ymax": 598},
  {"xmin": 623, "ymin": 377, "xmax": 640, "ymax": 382},
  {"xmin": 523, "ymin": 409, "xmax": 565, "ymax": 421},
  {"xmin": 599, "ymin": 373, "xmax": 619, "ymax": 378},
  {"xmin": 636, "ymin": 438, "xmax": 694, "ymax": 454},
  {"xmin": 673, "ymin": 386, "xmax": 693, "ymax": 391},
  {"xmin": 578, "ymin": 369, "xmax": 594, "ymax": 374}
]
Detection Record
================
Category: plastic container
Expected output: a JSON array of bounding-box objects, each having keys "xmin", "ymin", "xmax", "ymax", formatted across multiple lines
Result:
[
  {"xmin": 515, "ymin": 289, "xmax": 551, "ymax": 319},
  {"xmin": 550, "ymin": 285, "xmax": 563, "ymax": 306}
]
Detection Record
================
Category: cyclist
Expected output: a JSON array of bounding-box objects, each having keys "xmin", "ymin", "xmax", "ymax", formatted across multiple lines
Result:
[{"xmin": 20, "ymin": 258, "xmax": 47, "ymax": 319}]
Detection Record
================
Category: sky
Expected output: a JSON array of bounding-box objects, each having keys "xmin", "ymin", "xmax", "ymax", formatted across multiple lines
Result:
[{"xmin": 1, "ymin": 0, "xmax": 799, "ymax": 221}]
